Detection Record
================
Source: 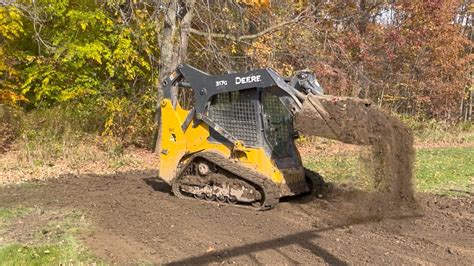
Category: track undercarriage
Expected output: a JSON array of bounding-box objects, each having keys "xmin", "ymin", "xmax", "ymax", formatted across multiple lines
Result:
[
  {"xmin": 171, "ymin": 152, "xmax": 324, "ymax": 210},
  {"xmin": 172, "ymin": 152, "xmax": 280, "ymax": 210}
]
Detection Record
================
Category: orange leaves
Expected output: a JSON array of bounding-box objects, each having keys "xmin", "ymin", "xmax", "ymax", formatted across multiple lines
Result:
[
  {"xmin": 0, "ymin": 90, "xmax": 26, "ymax": 105},
  {"xmin": 384, "ymin": 0, "xmax": 472, "ymax": 118}
]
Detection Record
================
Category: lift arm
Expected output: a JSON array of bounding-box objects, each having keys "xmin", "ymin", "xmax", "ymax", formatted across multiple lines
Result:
[{"xmin": 159, "ymin": 64, "xmax": 323, "ymax": 148}]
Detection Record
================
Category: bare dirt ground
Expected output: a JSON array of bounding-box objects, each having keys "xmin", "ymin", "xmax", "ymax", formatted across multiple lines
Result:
[{"xmin": 1, "ymin": 170, "xmax": 473, "ymax": 265}]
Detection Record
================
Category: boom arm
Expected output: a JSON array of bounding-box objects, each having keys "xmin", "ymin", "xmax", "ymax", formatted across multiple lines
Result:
[
  {"xmin": 162, "ymin": 64, "xmax": 306, "ymax": 114},
  {"xmin": 160, "ymin": 64, "xmax": 322, "ymax": 148}
]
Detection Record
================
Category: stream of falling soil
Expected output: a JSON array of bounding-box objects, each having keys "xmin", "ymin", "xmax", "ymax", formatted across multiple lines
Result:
[{"xmin": 295, "ymin": 95, "xmax": 416, "ymax": 216}]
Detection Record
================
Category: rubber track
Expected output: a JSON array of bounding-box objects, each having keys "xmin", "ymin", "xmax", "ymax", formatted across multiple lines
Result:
[{"xmin": 172, "ymin": 151, "xmax": 280, "ymax": 211}]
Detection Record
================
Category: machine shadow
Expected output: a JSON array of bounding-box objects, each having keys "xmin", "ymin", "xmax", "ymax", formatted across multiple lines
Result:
[
  {"xmin": 166, "ymin": 228, "xmax": 346, "ymax": 265},
  {"xmin": 142, "ymin": 177, "xmax": 172, "ymax": 194},
  {"xmin": 166, "ymin": 213, "xmax": 421, "ymax": 265}
]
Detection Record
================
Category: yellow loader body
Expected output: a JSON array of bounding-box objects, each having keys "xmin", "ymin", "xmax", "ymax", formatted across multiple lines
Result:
[{"xmin": 157, "ymin": 64, "xmax": 323, "ymax": 210}]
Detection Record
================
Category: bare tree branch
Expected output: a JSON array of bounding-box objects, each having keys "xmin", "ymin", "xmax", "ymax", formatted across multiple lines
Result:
[
  {"xmin": 189, "ymin": 9, "xmax": 309, "ymax": 42},
  {"xmin": 178, "ymin": 0, "xmax": 196, "ymax": 63}
]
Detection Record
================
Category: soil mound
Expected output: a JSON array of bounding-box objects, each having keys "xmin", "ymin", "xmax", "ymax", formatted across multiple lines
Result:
[{"xmin": 295, "ymin": 95, "xmax": 416, "ymax": 215}]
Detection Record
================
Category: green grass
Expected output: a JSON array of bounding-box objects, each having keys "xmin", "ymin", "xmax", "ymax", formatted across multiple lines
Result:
[
  {"xmin": 0, "ymin": 207, "xmax": 30, "ymax": 224},
  {"xmin": 304, "ymin": 146, "xmax": 473, "ymax": 195},
  {"xmin": 305, "ymin": 154, "xmax": 373, "ymax": 189},
  {"xmin": 415, "ymin": 147, "xmax": 473, "ymax": 193},
  {"xmin": 397, "ymin": 115, "xmax": 474, "ymax": 143},
  {"xmin": 0, "ymin": 237, "xmax": 93, "ymax": 265},
  {"xmin": 0, "ymin": 208, "xmax": 99, "ymax": 265}
]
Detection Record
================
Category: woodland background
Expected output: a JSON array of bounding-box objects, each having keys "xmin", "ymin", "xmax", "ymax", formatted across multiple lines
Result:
[
  {"xmin": 0, "ymin": 0, "xmax": 472, "ymax": 149},
  {"xmin": 1, "ymin": 1, "xmax": 473, "ymax": 262}
]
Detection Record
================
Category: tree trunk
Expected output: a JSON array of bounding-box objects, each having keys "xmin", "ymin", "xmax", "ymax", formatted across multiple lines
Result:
[
  {"xmin": 158, "ymin": 0, "xmax": 178, "ymax": 97},
  {"xmin": 154, "ymin": 0, "xmax": 196, "ymax": 152},
  {"xmin": 177, "ymin": 0, "xmax": 196, "ymax": 64},
  {"xmin": 153, "ymin": 0, "xmax": 178, "ymax": 152}
]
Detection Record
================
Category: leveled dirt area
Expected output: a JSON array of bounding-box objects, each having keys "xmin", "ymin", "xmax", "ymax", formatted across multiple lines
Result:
[{"xmin": 1, "ymin": 171, "xmax": 472, "ymax": 264}]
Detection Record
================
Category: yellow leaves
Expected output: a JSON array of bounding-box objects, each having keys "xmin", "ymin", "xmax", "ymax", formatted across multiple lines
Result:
[
  {"xmin": 66, "ymin": 9, "xmax": 114, "ymax": 33},
  {"xmin": 102, "ymin": 97, "xmax": 131, "ymax": 137},
  {"xmin": 247, "ymin": 37, "xmax": 272, "ymax": 55},
  {"xmin": 106, "ymin": 63, "xmax": 116, "ymax": 78},
  {"xmin": 245, "ymin": 36, "xmax": 274, "ymax": 68},
  {"xmin": 42, "ymin": 77, "xmax": 50, "ymax": 87},
  {"xmin": 110, "ymin": 31, "xmax": 150, "ymax": 80},
  {"xmin": 134, "ymin": 8, "xmax": 148, "ymax": 20},
  {"xmin": 231, "ymin": 43, "xmax": 238, "ymax": 54},
  {"xmin": 86, "ymin": 45, "xmax": 104, "ymax": 64},
  {"xmin": 79, "ymin": 21, "xmax": 87, "ymax": 31},
  {"xmin": 294, "ymin": 0, "xmax": 306, "ymax": 12},
  {"xmin": 0, "ymin": 47, "xmax": 7, "ymax": 71},
  {"xmin": 236, "ymin": 0, "xmax": 270, "ymax": 8},
  {"xmin": 8, "ymin": 9, "xmax": 21, "ymax": 20},
  {"xmin": 0, "ymin": 44, "xmax": 23, "ymax": 106},
  {"xmin": 282, "ymin": 63, "xmax": 294, "ymax": 77},
  {"xmin": 106, "ymin": 18, "xmax": 114, "ymax": 27},
  {"xmin": 25, "ymin": 55, "xmax": 35, "ymax": 63},
  {"xmin": 0, "ymin": 6, "xmax": 24, "ymax": 40},
  {"xmin": 100, "ymin": 94, "xmax": 156, "ymax": 144},
  {"xmin": 64, "ymin": 42, "xmax": 111, "ymax": 66}
]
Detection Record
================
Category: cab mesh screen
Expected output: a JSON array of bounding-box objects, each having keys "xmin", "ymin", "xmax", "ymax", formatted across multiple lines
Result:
[
  {"xmin": 209, "ymin": 92, "xmax": 259, "ymax": 146},
  {"xmin": 262, "ymin": 92, "xmax": 291, "ymax": 157}
]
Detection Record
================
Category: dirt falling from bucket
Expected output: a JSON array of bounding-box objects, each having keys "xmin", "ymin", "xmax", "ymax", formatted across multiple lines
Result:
[{"xmin": 295, "ymin": 95, "xmax": 416, "ymax": 216}]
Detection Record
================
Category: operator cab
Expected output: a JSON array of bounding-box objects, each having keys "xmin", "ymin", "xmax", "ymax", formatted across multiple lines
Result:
[{"xmin": 207, "ymin": 87, "xmax": 299, "ymax": 161}]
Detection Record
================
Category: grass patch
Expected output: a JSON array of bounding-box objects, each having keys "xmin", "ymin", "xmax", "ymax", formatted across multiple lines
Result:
[
  {"xmin": 397, "ymin": 115, "xmax": 474, "ymax": 144},
  {"xmin": 304, "ymin": 146, "xmax": 473, "ymax": 195},
  {"xmin": 0, "ymin": 209, "xmax": 100, "ymax": 264},
  {"xmin": 415, "ymin": 147, "xmax": 473, "ymax": 194},
  {"xmin": 0, "ymin": 207, "xmax": 30, "ymax": 224},
  {"xmin": 0, "ymin": 237, "xmax": 94, "ymax": 265},
  {"xmin": 304, "ymin": 153, "xmax": 373, "ymax": 190}
]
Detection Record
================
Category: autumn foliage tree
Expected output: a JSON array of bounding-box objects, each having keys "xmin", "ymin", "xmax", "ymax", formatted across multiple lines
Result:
[
  {"xmin": 0, "ymin": 0, "xmax": 472, "ymax": 147},
  {"xmin": 386, "ymin": 0, "xmax": 472, "ymax": 118},
  {"xmin": 222, "ymin": 0, "xmax": 472, "ymax": 119},
  {"xmin": 0, "ymin": 5, "xmax": 24, "ymax": 105}
]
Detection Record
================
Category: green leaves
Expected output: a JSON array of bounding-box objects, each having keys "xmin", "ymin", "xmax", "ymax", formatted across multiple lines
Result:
[
  {"xmin": 112, "ymin": 30, "xmax": 151, "ymax": 80},
  {"xmin": 0, "ymin": 0, "xmax": 158, "ymax": 144},
  {"xmin": 66, "ymin": 9, "xmax": 114, "ymax": 34},
  {"xmin": 63, "ymin": 41, "xmax": 111, "ymax": 66},
  {"xmin": 2, "ymin": 0, "xmax": 155, "ymax": 108}
]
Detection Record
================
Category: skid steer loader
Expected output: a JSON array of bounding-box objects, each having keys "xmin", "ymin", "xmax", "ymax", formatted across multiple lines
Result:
[{"xmin": 157, "ymin": 64, "xmax": 325, "ymax": 210}]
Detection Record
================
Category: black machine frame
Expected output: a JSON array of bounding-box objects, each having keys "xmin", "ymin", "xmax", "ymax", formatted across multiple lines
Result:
[{"xmin": 161, "ymin": 64, "xmax": 323, "ymax": 149}]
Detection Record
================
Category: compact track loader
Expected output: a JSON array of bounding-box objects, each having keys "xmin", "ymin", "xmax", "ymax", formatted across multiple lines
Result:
[{"xmin": 157, "ymin": 64, "xmax": 325, "ymax": 210}]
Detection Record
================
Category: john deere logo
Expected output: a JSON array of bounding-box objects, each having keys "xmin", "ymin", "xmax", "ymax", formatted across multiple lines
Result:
[{"xmin": 235, "ymin": 75, "xmax": 261, "ymax": 85}]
